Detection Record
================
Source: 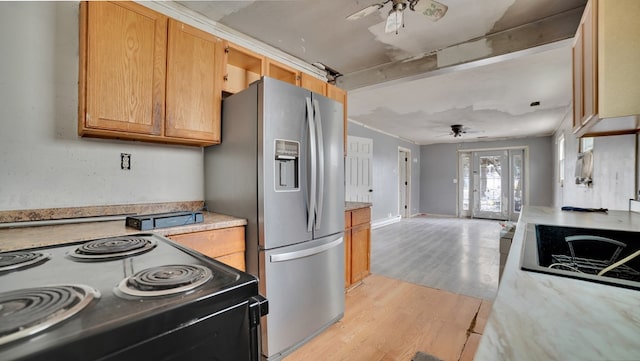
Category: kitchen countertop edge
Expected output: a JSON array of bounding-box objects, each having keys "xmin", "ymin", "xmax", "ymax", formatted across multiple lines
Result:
[
  {"xmin": 0, "ymin": 212, "xmax": 247, "ymax": 252},
  {"xmin": 345, "ymin": 202, "xmax": 372, "ymax": 211}
]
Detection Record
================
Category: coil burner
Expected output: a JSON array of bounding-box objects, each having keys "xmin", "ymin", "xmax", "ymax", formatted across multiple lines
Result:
[
  {"xmin": 0, "ymin": 285, "xmax": 100, "ymax": 346},
  {"xmin": 0, "ymin": 251, "xmax": 50, "ymax": 273},
  {"xmin": 116, "ymin": 264, "xmax": 213, "ymax": 298},
  {"xmin": 69, "ymin": 236, "xmax": 157, "ymax": 261}
]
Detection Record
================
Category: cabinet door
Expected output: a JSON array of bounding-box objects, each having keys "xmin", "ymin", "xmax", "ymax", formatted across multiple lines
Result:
[
  {"xmin": 169, "ymin": 227, "xmax": 246, "ymax": 271},
  {"xmin": 572, "ymin": 27, "xmax": 583, "ymax": 129},
  {"xmin": 300, "ymin": 73, "xmax": 327, "ymax": 95},
  {"xmin": 344, "ymin": 228, "xmax": 352, "ymax": 288},
  {"xmin": 598, "ymin": 0, "xmax": 640, "ymax": 118},
  {"xmin": 82, "ymin": 1, "xmax": 166, "ymax": 135},
  {"xmin": 581, "ymin": 0, "xmax": 597, "ymax": 125},
  {"xmin": 350, "ymin": 223, "xmax": 371, "ymax": 283},
  {"xmin": 165, "ymin": 19, "xmax": 224, "ymax": 144}
]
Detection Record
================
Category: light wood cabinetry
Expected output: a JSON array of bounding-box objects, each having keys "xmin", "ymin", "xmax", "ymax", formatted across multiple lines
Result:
[
  {"xmin": 79, "ymin": 1, "xmax": 348, "ymax": 147},
  {"xmin": 169, "ymin": 226, "xmax": 246, "ymax": 271},
  {"xmin": 300, "ymin": 73, "xmax": 327, "ymax": 95},
  {"xmin": 79, "ymin": 1, "xmax": 224, "ymax": 146},
  {"xmin": 80, "ymin": 1, "xmax": 167, "ymax": 137},
  {"xmin": 266, "ymin": 59, "xmax": 300, "ymax": 86},
  {"xmin": 572, "ymin": 0, "xmax": 640, "ymax": 137},
  {"xmin": 327, "ymin": 84, "xmax": 348, "ymax": 156},
  {"xmin": 344, "ymin": 207, "xmax": 371, "ymax": 288},
  {"xmin": 222, "ymin": 41, "xmax": 264, "ymax": 94},
  {"xmin": 165, "ymin": 20, "xmax": 224, "ymax": 143}
]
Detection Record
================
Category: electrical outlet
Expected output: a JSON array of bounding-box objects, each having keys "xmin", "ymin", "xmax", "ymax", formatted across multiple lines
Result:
[{"xmin": 121, "ymin": 153, "xmax": 131, "ymax": 170}]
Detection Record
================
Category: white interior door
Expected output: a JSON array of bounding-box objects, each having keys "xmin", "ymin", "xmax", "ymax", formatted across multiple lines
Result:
[
  {"xmin": 398, "ymin": 148, "xmax": 410, "ymax": 218},
  {"xmin": 346, "ymin": 136, "xmax": 373, "ymax": 202}
]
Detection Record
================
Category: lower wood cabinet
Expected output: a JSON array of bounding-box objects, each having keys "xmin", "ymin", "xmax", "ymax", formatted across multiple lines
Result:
[
  {"xmin": 344, "ymin": 207, "xmax": 371, "ymax": 288},
  {"xmin": 169, "ymin": 226, "xmax": 245, "ymax": 271}
]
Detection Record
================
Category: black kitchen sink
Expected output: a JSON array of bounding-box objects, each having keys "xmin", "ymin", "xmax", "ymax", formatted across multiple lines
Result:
[{"xmin": 521, "ymin": 224, "xmax": 640, "ymax": 290}]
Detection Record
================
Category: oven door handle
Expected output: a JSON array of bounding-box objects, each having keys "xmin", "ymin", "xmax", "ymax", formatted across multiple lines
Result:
[{"xmin": 248, "ymin": 295, "xmax": 268, "ymax": 361}]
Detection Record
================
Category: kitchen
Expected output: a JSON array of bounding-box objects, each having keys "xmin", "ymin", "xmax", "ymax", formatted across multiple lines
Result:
[{"xmin": 1, "ymin": 0, "xmax": 640, "ymax": 360}]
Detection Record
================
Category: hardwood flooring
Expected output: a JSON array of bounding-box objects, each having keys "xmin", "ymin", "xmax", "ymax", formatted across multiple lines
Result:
[{"xmin": 283, "ymin": 274, "xmax": 492, "ymax": 361}]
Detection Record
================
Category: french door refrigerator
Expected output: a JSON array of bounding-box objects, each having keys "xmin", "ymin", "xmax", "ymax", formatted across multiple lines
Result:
[{"xmin": 204, "ymin": 77, "xmax": 345, "ymax": 360}]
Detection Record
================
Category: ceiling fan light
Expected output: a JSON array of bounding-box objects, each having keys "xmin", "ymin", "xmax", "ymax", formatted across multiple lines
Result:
[
  {"xmin": 385, "ymin": 8, "xmax": 404, "ymax": 33},
  {"xmin": 346, "ymin": 4, "xmax": 383, "ymax": 20},
  {"xmin": 414, "ymin": 0, "xmax": 448, "ymax": 21}
]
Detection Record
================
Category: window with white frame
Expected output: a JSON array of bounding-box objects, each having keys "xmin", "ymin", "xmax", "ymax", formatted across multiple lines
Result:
[
  {"xmin": 557, "ymin": 134, "xmax": 565, "ymax": 186},
  {"xmin": 580, "ymin": 137, "xmax": 594, "ymax": 152}
]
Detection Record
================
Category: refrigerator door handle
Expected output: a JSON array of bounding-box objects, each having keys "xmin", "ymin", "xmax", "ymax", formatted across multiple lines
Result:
[
  {"xmin": 306, "ymin": 96, "xmax": 317, "ymax": 233},
  {"xmin": 270, "ymin": 237, "xmax": 343, "ymax": 262},
  {"xmin": 313, "ymin": 99, "xmax": 324, "ymax": 230}
]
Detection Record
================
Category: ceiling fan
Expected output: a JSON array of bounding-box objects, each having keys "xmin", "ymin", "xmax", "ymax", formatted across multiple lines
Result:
[
  {"xmin": 347, "ymin": 0, "xmax": 448, "ymax": 34},
  {"xmin": 450, "ymin": 124, "xmax": 467, "ymax": 137}
]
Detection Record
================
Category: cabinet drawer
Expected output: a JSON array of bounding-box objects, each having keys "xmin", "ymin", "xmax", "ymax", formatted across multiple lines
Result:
[
  {"xmin": 351, "ymin": 207, "xmax": 371, "ymax": 227},
  {"xmin": 216, "ymin": 252, "xmax": 246, "ymax": 271},
  {"xmin": 169, "ymin": 227, "xmax": 245, "ymax": 259}
]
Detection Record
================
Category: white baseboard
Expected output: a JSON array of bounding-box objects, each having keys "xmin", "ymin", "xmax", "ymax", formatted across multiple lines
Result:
[{"xmin": 371, "ymin": 215, "xmax": 402, "ymax": 229}]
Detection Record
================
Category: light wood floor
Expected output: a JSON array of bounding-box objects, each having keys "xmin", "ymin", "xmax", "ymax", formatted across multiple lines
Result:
[{"xmin": 283, "ymin": 274, "xmax": 492, "ymax": 361}]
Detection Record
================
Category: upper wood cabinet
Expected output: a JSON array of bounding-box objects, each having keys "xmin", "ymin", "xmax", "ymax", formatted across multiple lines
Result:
[
  {"xmin": 80, "ymin": 1, "xmax": 167, "ymax": 137},
  {"xmin": 300, "ymin": 73, "xmax": 327, "ymax": 95},
  {"xmin": 165, "ymin": 20, "xmax": 223, "ymax": 143},
  {"xmin": 266, "ymin": 59, "xmax": 300, "ymax": 86},
  {"xmin": 79, "ymin": 1, "xmax": 224, "ymax": 146},
  {"xmin": 572, "ymin": 0, "xmax": 640, "ymax": 137},
  {"xmin": 327, "ymin": 84, "xmax": 348, "ymax": 155},
  {"xmin": 223, "ymin": 41, "xmax": 264, "ymax": 94}
]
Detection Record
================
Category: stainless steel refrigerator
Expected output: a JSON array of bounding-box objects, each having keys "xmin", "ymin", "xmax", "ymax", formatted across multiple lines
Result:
[{"xmin": 204, "ymin": 77, "xmax": 345, "ymax": 360}]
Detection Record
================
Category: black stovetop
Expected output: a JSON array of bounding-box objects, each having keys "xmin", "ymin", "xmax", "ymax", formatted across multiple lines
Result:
[{"xmin": 0, "ymin": 233, "xmax": 259, "ymax": 361}]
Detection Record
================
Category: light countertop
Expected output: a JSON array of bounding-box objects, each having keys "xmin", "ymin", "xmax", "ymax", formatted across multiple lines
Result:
[
  {"xmin": 475, "ymin": 206, "xmax": 640, "ymax": 360},
  {"xmin": 345, "ymin": 201, "xmax": 372, "ymax": 211},
  {"xmin": 0, "ymin": 212, "xmax": 247, "ymax": 252}
]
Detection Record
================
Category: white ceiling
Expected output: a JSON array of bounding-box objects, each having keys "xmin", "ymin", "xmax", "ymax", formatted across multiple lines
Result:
[{"xmin": 178, "ymin": 0, "xmax": 586, "ymax": 145}]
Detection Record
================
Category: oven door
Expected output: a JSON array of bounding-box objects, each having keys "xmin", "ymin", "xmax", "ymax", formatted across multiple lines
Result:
[{"xmin": 103, "ymin": 297, "xmax": 267, "ymax": 361}]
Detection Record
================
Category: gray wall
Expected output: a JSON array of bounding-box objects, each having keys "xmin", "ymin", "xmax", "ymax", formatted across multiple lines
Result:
[
  {"xmin": 0, "ymin": 2, "xmax": 204, "ymax": 211},
  {"xmin": 420, "ymin": 136, "xmax": 554, "ymax": 216},
  {"xmin": 348, "ymin": 121, "xmax": 421, "ymax": 223},
  {"xmin": 552, "ymin": 114, "xmax": 636, "ymax": 210}
]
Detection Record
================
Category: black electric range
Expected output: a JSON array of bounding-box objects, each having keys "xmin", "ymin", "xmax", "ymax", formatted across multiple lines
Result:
[{"xmin": 0, "ymin": 233, "xmax": 267, "ymax": 361}]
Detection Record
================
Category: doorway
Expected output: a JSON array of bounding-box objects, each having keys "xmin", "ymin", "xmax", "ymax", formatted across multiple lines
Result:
[
  {"xmin": 398, "ymin": 148, "xmax": 411, "ymax": 218},
  {"xmin": 458, "ymin": 148, "xmax": 526, "ymax": 221}
]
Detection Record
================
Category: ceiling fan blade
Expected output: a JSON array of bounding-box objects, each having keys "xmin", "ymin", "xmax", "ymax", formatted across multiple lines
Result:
[
  {"xmin": 414, "ymin": 0, "xmax": 448, "ymax": 21},
  {"xmin": 346, "ymin": 3, "xmax": 384, "ymax": 20}
]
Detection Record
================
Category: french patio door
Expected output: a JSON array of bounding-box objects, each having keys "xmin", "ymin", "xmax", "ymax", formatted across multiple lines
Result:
[{"xmin": 464, "ymin": 149, "xmax": 524, "ymax": 220}]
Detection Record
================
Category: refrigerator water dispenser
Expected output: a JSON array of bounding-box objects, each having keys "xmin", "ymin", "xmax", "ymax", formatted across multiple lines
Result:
[{"xmin": 274, "ymin": 139, "xmax": 299, "ymax": 191}]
